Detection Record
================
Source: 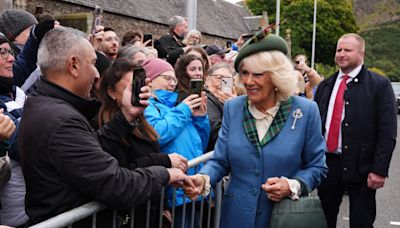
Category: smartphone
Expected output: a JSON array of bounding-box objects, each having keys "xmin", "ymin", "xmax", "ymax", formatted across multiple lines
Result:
[
  {"xmin": 143, "ymin": 34, "xmax": 153, "ymax": 47},
  {"xmin": 91, "ymin": 6, "xmax": 103, "ymax": 35},
  {"xmin": 226, "ymin": 40, "xmax": 232, "ymax": 49},
  {"xmin": 189, "ymin": 79, "xmax": 203, "ymax": 96},
  {"xmin": 221, "ymin": 77, "xmax": 233, "ymax": 93},
  {"xmin": 131, "ymin": 67, "xmax": 147, "ymax": 107}
]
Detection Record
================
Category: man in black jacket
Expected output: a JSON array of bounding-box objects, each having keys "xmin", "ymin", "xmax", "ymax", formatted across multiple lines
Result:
[
  {"xmin": 156, "ymin": 15, "xmax": 190, "ymax": 66},
  {"xmin": 18, "ymin": 27, "xmax": 191, "ymax": 227},
  {"xmin": 315, "ymin": 33, "xmax": 397, "ymax": 228}
]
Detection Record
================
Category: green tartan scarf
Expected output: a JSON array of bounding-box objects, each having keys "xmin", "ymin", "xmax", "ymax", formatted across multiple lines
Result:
[{"xmin": 243, "ymin": 97, "xmax": 293, "ymax": 151}]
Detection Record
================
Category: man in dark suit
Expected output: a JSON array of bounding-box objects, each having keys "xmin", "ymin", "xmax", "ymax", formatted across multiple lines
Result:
[
  {"xmin": 315, "ymin": 33, "xmax": 397, "ymax": 228},
  {"xmin": 156, "ymin": 15, "xmax": 190, "ymax": 66}
]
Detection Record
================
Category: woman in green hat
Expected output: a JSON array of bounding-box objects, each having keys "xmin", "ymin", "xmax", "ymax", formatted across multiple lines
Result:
[{"xmin": 183, "ymin": 33, "xmax": 328, "ymax": 227}]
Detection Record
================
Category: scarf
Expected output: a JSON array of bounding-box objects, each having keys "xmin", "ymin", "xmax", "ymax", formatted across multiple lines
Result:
[{"xmin": 0, "ymin": 76, "xmax": 13, "ymax": 96}]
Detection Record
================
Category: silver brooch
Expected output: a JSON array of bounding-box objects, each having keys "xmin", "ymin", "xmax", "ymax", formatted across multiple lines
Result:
[{"xmin": 291, "ymin": 108, "xmax": 303, "ymax": 130}]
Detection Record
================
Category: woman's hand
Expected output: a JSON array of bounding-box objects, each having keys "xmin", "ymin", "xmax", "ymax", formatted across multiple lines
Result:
[
  {"xmin": 214, "ymin": 87, "xmax": 237, "ymax": 104},
  {"xmin": 192, "ymin": 92, "xmax": 207, "ymax": 116},
  {"xmin": 0, "ymin": 110, "xmax": 16, "ymax": 141},
  {"xmin": 183, "ymin": 174, "xmax": 206, "ymax": 200},
  {"xmin": 168, "ymin": 153, "xmax": 188, "ymax": 172},
  {"xmin": 261, "ymin": 177, "xmax": 292, "ymax": 202},
  {"xmin": 121, "ymin": 78, "xmax": 152, "ymax": 123},
  {"xmin": 182, "ymin": 93, "xmax": 206, "ymax": 116},
  {"xmin": 167, "ymin": 168, "xmax": 194, "ymax": 188}
]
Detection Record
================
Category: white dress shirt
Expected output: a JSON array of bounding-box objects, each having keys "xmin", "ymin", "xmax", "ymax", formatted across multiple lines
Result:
[{"xmin": 324, "ymin": 65, "xmax": 362, "ymax": 153}]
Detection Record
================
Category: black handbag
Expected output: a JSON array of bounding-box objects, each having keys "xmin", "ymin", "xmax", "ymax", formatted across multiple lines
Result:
[{"xmin": 270, "ymin": 195, "xmax": 327, "ymax": 228}]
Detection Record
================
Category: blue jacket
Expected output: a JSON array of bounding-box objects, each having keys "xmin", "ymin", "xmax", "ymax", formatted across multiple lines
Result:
[
  {"xmin": 144, "ymin": 90, "xmax": 210, "ymax": 206},
  {"xmin": 200, "ymin": 95, "xmax": 327, "ymax": 228}
]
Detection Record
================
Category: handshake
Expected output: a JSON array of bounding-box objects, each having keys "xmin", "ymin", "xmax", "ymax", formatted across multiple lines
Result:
[{"xmin": 167, "ymin": 171, "xmax": 208, "ymax": 201}]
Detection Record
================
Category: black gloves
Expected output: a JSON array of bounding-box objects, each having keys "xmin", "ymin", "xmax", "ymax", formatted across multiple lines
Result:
[{"xmin": 34, "ymin": 19, "xmax": 55, "ymax": 41}]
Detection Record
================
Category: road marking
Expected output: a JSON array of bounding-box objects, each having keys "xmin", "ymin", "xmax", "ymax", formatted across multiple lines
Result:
[
  {"xmin": 342, "ymin": 217, "xmax": 349, "ymax": 221},
  {"xmin": 390, "ymin": 221, "xmax": 400, "ymax": 226}
]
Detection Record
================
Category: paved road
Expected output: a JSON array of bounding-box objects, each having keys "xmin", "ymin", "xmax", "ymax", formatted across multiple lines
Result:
[{"xmin": 336, "ymin": 116, "xmax": 400, "ymax": 228}]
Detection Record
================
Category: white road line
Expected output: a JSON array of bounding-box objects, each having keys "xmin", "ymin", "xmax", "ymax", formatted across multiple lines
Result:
[
  {"xmin": 390, "ymin": 221, "xmax": 400, "ymax": 226},
  {"xmin": 342, "ymin": 217, "xmax": 349, "ymax": 221}
]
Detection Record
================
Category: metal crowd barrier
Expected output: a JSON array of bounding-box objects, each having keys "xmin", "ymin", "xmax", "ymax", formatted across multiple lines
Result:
[{"xmin": 29, "ymin": 151, "xmax": 221, "ymax": 228}]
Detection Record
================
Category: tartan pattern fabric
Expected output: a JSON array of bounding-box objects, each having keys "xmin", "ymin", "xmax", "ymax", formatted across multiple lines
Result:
[
  {"xmin": 243, "ymin": 100, "xmax": 261, "ymax": 151},
  {"xmin": 243, "ymin": 97, "xmax": 293, "ymax": 150}
]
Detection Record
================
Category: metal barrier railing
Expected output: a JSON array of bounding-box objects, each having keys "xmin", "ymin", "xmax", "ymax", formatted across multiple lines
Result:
[{"xmin": 29, "ymin": 151, "xmax": 220, "ymax": 228}]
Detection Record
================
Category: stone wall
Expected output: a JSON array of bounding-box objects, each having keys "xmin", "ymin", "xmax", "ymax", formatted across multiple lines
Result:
[{"xmin": 16, "ymin": 0, "xmax": 230, "ymax": 47}]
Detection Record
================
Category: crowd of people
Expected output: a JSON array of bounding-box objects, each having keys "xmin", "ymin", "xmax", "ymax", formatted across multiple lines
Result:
[{"xmin": 0, "ymin": 8, "xmax": 396, "ymax": 228}]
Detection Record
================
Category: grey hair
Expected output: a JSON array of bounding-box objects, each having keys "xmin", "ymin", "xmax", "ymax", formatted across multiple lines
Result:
[
  {"xmin": 38, "ymin": 27, "xmax": 87, "ymax": 76},
  {"xmin": 168, "ymin": 15, "xmax": 188, "ymax": 30},
  {"xmin": 208, "ymin": 62, "xmax": 234, "ymax": 76},
  {"xmin": 183, "ymin": 29, "xmax": 202, "ymax": 45},
  {"xmin": 117, "ymin": 45, "xmax": 148, "ymax": 59}
]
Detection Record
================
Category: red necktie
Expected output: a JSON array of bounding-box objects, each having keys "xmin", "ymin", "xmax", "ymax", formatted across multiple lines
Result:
[{"xmin": 327, "ymin": 75, "xmax": 349, "ymax": 152}]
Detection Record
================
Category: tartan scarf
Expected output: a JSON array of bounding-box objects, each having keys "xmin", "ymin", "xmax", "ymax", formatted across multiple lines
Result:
[{"xmin": 243, "ymin": 97, "xmax": 293, "ymax": 151}]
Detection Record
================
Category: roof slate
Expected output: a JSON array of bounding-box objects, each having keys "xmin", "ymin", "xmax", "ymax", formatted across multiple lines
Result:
[{"xmin": 61, "ymin": 0, "xmax": 252, "ymax": 39}]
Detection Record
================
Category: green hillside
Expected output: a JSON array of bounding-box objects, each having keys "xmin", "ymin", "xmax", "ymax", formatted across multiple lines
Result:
[
  {"xmin": 355, "ymin": 0, "xmax": 400, "ymax": 81},
  {"xmin": 362, "ymin": 21, "xmax": 400, "ymax": 81}
]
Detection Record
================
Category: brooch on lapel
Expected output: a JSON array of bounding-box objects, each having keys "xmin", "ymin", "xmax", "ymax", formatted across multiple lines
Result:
[{"xmin": 291, "ymin": 108, "xmax": 303, "ymax": 130}]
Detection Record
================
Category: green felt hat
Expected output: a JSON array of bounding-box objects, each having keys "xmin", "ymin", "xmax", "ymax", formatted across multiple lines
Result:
[{"xmin": 234, "ymin": 33, "xmax": 288, "ymax": 72}]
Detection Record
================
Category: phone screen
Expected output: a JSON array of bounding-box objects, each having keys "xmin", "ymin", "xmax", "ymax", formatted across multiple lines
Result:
[
  {"xmin": 131, "ymin": 68, "xmax": 146, "ymax": 107},
  {"xmin": 189, "ymin": 79, "xmax": 203, "ymax": 96},
  {"xmin": 221, "ymin": 77, "xmax": 233, "ymax": 93},
  {"xmin": 143, "ymin": 34, "xmax": 153, "ymax": 47}
]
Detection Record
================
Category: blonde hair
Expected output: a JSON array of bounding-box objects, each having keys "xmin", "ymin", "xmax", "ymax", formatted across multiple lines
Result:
[
  {"xmin": 339, "ymin": 33, "xmax": 365, "ymax": 52},
  {"xmin": 239, "ymin": 51, "xmax": 297, "ymax": 100},
  {"xmin": 183, "ymin": 29, "xmax": 202, "ymax": 45}
]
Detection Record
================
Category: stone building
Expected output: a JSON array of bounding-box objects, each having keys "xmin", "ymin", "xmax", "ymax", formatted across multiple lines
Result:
[{"xmin": 11, "ymin": 0, "xmax": 254, "ymax": 46}]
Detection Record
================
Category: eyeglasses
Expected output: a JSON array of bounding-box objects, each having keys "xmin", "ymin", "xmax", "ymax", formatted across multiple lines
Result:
[
  {"xmin": 159, "ymin": 75, "xmax": 178, "ymax": 83},
  {"xmin": 0, "ymin": 47, "xmax": 14, "ymax": 60},
  {"xmin": 209, "ymin": 74, "xmax": 232, "ymax": 80}
]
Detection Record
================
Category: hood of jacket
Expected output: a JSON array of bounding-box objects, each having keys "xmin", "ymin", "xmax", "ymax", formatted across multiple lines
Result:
[{"xmin": 152, "ymin": 89, "xmax": 178, "ymax": 107}]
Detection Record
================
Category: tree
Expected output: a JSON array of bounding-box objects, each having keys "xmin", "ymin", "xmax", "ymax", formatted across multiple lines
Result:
[{"xmin": 245, "ymin": 0, "xmax": 358, "ymax": 65}]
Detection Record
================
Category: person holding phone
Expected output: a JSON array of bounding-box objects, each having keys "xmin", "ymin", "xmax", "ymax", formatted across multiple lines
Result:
[
  {"xmin": 142, "ymin": 58, "xmax": 210, "ymax": 228},
  {"xmin": 182, "ymin": 29, "xmax": 201, "ymax": 46},
  {"xmin": 293, "ymin": 54, "xmax": 323, "ymax": 99},
  {"xmin": 97, "ymin": 58, "xmax": 188, "ymax": 227},
  {"xmin": 186, "ymin": 46, "xmax": 210, "ymax": 79},
  {"xmin": 175, "ymin": 54, "xmax": 205, "ymax": 94},
  {"xmin": 204, "ymin": 62, "xmax": 237, "ymax": 152}
]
